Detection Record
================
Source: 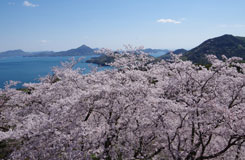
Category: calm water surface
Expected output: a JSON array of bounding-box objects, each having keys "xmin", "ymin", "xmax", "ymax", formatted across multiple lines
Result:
[{"xmin": 0, "ymin": 56, "xmax": 110, "ymax": 88}]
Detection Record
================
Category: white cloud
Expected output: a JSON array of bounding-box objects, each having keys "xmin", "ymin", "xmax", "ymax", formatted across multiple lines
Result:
[
  {"xmin": 157, "ymin": 19, "xmax": 181, "ymax": 24},
  {"xmin": 40, "ymin": 40, "xmax": 48, "ymax": 44},
  {"xmin": 23, "ymin": 1, "xmax": 39, "ymax": 7},
  {"xmin": 8, "ymin": 2, "xmax": 15, "ymax": 5}
]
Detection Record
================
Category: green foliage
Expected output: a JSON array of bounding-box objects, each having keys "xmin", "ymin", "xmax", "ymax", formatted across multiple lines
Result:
[
  {"xmin": 17, "ymin": 88, "xmax": 33, "ymax": 94},
  {"xmin": 0, "ymin": 139, "xmax": 21, "ymax": 159},
  {"xmin": 148, "ymin": 77, "xmax": 158, "ymax": 85},
  {"xmin": 91, "ymin": 154, "xmax": 100, "ymax": 160},
  {"xmin": 204, "ymin": 63, "xmax": 212, "ymax": 70},
  {"xmin": 51, "ymin": 77, "xmax": 61, "ymax": 84},
  {"xmin": 0, "ymin": 124, "xmax": 17, "ymax": 132}
]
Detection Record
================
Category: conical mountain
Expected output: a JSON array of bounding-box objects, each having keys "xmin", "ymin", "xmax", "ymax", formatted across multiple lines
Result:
[{"xmin": 54, "ymin": 45, "xmax": 95, "ymax": 56}]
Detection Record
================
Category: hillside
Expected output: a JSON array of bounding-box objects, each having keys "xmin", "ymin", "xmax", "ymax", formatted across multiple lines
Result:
[{"xmin": 183, "ymin": 34, "xmax": 245, "ymax": 64}]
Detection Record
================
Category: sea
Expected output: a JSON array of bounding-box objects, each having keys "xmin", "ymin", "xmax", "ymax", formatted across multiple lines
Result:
[
  {"xmin": 0, "ymin": 52, "xmax": 165, "ymax": 89},
  {"xmin": 0, "ymin": 55, "xmax": 110, "ymax": 89}
]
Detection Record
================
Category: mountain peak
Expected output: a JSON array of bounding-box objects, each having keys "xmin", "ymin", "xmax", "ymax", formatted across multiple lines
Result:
[
  {"xmin": 212, "ymin": 34, "xmax": 237, "ymax": 41},
  {"xmin": 220, "ymin": 34, "xmax": 234, "ymax": 38},
  {"xmin": 77, "ymin": 45, "xmax": 90, "ymax": 49}
]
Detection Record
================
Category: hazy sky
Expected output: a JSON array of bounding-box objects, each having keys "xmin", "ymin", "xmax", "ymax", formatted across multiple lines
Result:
[{"xmin": 0, "ymin": 0, "xmax": 245, "ymax": 52}]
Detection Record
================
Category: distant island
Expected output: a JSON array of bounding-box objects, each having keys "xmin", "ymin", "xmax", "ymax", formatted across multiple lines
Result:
[
  {"xmin": 0, "ymin": 45, "xmax": 96, "ymax": 58},
  {"xmin": 0, "ymin": 49, "xmax": 32, "ymax": 57},
  {"xmin": 86, "ymin": 55, "xmax": 115, "ymax": 66}
]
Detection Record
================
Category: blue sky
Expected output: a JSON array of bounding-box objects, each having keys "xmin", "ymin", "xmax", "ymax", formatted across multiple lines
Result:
[{"xmin": 0, "ymin": 0, "xmax": 245, "ymax": 52}]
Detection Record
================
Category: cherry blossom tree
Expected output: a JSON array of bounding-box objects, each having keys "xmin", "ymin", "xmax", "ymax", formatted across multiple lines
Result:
[{"xmin": 0, "ymin": 47, "xmax": 245, "ymax": 160}]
